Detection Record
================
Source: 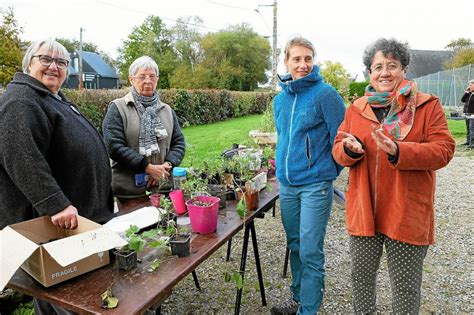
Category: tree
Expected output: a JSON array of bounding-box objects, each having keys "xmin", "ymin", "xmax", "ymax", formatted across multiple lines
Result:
[
  {"xmin": 55, "ymin": 37, "xmax": 99, "ymax": 53},
  {"xmin": 55, "ymin": 38, "xmax": 117, "ymax": 71},
  {"xmin": 169, "ymin": 16, "xmax": 204, "ymax": 88},
  {"xmin": 195, "ymin": 23, "xmax": 271, "ymax": 91},
  {"xmin": 445, "ymin": 38, "xmax": 473, "ymax": 51},
  {"xmin": 450, "ymin": 48, "xmax": 474, "ymax": 68},
  {"xmin": 118, "ymin": 16, "xmax": 177, "ymax": 88},
  {"xmin": 319, "ymin": 61, "xmax": 351, "ymax": 101},
  {"xmin": 0, "ymin": 7, "xmax": 23, "ymax": 87}
]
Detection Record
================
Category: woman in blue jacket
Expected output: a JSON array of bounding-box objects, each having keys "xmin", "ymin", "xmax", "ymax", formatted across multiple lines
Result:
[{"xmin": 271, "ymin": 36, "xmax": 345, "ymax": 315}]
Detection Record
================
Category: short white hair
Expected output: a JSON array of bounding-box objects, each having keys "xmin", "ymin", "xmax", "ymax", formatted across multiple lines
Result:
[
  {"xmin": 128, "ymin": 56, "xmax": 159, "ymax": 77},
  {"xmin": 23, "ymin": 40, "xmax": 70, "ymax": 75}
]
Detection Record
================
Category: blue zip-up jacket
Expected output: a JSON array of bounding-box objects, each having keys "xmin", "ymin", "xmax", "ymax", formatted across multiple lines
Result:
[{"xmin": 274, "ymin": 66, "xmax": 345, "ymax": 186}]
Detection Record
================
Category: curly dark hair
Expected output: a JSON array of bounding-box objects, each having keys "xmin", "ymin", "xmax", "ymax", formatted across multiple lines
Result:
[{"xmin": 362, "ymin": 38, "xmax": 410, "ymax": 71}]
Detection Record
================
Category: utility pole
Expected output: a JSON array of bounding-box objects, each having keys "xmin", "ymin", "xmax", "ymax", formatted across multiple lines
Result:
[
  {"xmin": 79, "ymin": 27, "xmax": 84, "ymax": 90},
  {"xmin": 256, "ymin": 0, "xmax": 278, "ymax": 90},
  {"xmin": 272, "ymin": 0, "xmax": 277, "ymax": 90}
]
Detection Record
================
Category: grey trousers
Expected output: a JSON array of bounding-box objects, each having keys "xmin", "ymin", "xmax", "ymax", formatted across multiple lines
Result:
[{"xmin": 349, "ymin": 233, "xmax": 428, "ymax": 314}]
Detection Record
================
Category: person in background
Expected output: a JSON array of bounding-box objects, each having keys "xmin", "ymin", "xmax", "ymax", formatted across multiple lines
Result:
[
  {"xmin": 271, "ymin": 36, "xmax": 346, "ymax": 315},
  {"xmin": 332, "ymin": 38, "xmax": 455, "ymax": 313},
  {"xmin": 0, "ymin": 39, "xmax": 114, "ymax": 314},
  {"xmin": 461, "ymin": 79, "xmax": 474, "ymax": 147},
  {"xmin": 102, "ymin": 56, "xmax": 185, "ymax": 206}
]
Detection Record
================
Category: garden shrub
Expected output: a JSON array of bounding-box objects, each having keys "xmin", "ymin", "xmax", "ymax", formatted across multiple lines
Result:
[
  {"xmin": 349, "ymin": 81, "xmax": 369, "ymax": 101},
  {"xmin": 0, "ymin": 88, "xmax": 275, "ymax": 130}
]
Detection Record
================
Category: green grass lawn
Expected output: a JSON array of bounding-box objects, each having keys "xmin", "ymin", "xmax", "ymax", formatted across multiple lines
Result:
[
  {"xmin": 181, "ymin": 115, "xmax": 466, "ymax": 168},
  {"xmin": 447, "ymin": 119, "xmax": 465, "ymax": 140},
  {"xmin": 181, "ymin": 114, "xmax": 264, "ymax": 167}
]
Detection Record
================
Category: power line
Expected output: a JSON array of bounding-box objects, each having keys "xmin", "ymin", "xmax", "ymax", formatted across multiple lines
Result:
[
  {"xmin": 96, "ymin": 0, "xmax": 220, "ymax": 31},
  {"xmin": 206, "ymin": 0, "xmax": 254, "ymax": 11}
]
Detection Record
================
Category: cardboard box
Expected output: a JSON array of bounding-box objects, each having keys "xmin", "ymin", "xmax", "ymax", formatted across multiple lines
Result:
[{"xmin": 0, "ymin": 215, "xmax": 126, "ymax": 289}]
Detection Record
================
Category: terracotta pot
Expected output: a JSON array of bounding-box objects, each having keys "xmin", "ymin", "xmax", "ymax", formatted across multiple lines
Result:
[{"xmin": 237, "ymin": 190, "xmax": 259, "ymax": 211}]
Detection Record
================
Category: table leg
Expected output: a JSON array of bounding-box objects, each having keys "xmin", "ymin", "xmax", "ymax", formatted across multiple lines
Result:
[
  {"xmin": 192, "ymin": 270, "xmax": 201, "ymax": 291},
  {"xmin": 226, "ymin": 238, "xmax": 232, "ymax": 261},
  {"xmin": 250, "ymin": 220, "xmax": 267, "ymax": 306},
  {"xmin": 272, "ymin": 203, "xmax": 276, "ymax": 217},
  {"xmin": 282, "ymin": 246, "xmax": 290, "ymax": 278},
  {"xmin": 234, "ymin": 222, "xmax": 250, "ymax": 315}
]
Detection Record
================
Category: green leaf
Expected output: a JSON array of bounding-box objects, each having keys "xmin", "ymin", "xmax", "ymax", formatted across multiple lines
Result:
[
  {"xmin": 233, "ymin": 271, "xmax": 243, "ymax": 289},
  {"xmin": 224, "ymin": 271, "xmax": 232, "ymax": 282},
  {"xmin": 128, "ymin": 236, "xmax": 145, "ymax": 252},
  {"xmin": 142, "ymin": 229, "xmax": 158, "ymax": 239},
  {"xmin": 125, "ymin": 225, "xmax": 140, "ymax": 237},
  {"xmin": 101, "ymin": 289, "xmax": 119, "ymax": 309},
  {"xmin": 148, "ymin": 239, "xmax": 166, "ymax": 248},
  {"xmin": 236, "ymin": 197, "xmax": 247, "ymax": 219},
  {"xmin": 148, "ymin": 259, "xmax": 160, "ymax": 272}
]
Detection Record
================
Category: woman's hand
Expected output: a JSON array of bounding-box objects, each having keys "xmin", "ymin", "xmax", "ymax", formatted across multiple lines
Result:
[
  {"xmin": 370, "ymin": 125, "xmax": 398, "ymax": 156},
  {"xmin": 338, "ymin": 131, "xmax": 364, "ymax": 154},
  {"xmin": 51, "ymin": 205, "xmax": 78, "ymax": 229},
  {"xmin": 145, "ymin": 163, "xmax": 172, "ymax": 181}
]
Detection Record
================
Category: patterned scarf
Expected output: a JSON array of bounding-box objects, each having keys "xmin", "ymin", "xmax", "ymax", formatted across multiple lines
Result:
[
  {"xmin": 131, "ymin": 87, "xmax": 168, "ymax": 156},
  {"xmin": 365, "ymin": 80, "xmax": 417, "ymax": 140}
]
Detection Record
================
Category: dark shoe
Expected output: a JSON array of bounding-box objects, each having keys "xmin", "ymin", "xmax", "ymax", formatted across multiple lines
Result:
[{"xmin": 270, "ymin": 298, "xmax": 299, "ymax": 315}]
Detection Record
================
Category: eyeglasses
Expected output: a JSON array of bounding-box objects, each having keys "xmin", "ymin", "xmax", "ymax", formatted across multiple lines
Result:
[
  {"xmin": 370, "ymin": 62, "xmax": 403, "ymax": 74},
  {"xmin": 33, "ymin": 55, "xmax": 69, "ymax": 69},
  {"xmin": 133, "ymin": 74, "xmax": 158, "ymax": 81}
]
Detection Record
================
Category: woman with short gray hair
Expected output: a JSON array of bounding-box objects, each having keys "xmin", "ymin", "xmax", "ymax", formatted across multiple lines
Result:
[
  {"xmin": 0, "ymin": 39, "xmax": 114, "ymax": 314},
  {"xmin": 102, "ymin": 56, "xmax": 185, "ymax": 205},
  {"xmin": 333, "ymin": 37, "xmax": 455, "ymax": 313}
]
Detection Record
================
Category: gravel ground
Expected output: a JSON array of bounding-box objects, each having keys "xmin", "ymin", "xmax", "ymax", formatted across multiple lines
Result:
[{"xmin": 160, "ymin": 151, "xmax": 473, "ymax": 314}]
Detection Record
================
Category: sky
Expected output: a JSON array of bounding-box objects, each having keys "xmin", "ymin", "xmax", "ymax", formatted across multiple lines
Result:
[{"xmin": 1, "ymin": 0, "xmax": 473, "ymax": 80}]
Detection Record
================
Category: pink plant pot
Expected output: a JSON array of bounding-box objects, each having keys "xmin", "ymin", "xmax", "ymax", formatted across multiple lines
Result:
[
  {"xmin": 149, "ymin": 193, "xmax": 162, "ymax": 207},
  {"xmin": 186, "ymin": 196, "xmax": 220, "ymax": 234},
  {"xmin": 169, "ymin": 189, "xmax": 186, "ymax": 215}
]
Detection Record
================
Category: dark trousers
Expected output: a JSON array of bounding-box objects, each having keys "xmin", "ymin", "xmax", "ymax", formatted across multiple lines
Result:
[
  {"xmin": 349, "ymin": 234, "xmax": 428, "ymax": 314},
  {"xmin": 466, "ymin": 118, "xmax": 471, "ymax": 145},
  {"xmin": 467, "ymin": 117, "xmax": 474, "ymax": 147}
]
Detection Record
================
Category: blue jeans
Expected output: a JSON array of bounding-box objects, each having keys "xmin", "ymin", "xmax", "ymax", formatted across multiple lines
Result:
[{"xmin": 279, "ymin": 181, "xmax": 333, "ymax": 315}]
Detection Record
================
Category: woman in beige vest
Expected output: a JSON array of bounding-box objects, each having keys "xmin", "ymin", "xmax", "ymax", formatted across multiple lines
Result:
[{"xmin": 103, "ymin": 56, "xmax": 185, "ymax": 205}]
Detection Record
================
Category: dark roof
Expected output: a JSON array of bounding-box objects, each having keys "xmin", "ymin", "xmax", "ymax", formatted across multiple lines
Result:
[
  {"xmin": 406, "ymin": 49, "xmax": 454, "ymax": 79},
  {"xmin": 68, "ymin": 51, "xmax": 118, "ymax": 78}
]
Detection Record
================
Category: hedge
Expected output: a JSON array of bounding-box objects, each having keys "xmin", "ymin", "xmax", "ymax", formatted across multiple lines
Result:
[
  {"xmin": 0, "ymin": 88, "xmax": 275, "ymax": 131},
  {"xmin": 349, "ymin": 81, "xmax": 369, "ymax": 101}
]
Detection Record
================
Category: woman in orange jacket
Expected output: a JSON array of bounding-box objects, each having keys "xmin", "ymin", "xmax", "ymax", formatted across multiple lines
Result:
[{"xmin": 332, "ymin": 38, "xmax": 455, "ymax": 314}]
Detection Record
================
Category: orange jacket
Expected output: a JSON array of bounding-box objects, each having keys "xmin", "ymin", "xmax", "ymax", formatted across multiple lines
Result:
[{"xmin": 332, "ymin": 92, "xmax": 455, "ymax": 245}]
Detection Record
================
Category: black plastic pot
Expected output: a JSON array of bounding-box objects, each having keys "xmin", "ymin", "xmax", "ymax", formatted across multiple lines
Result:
[
  {"xmin": 208, "ymin": 184, "xmax": 227, "ymax": 209},
  {"xmin": 115, "ymin": 250, "xmax": 137, "ymax": 271},
  {"xmin": 169, "ymin": 233, "xmax": 191, "ymax": 257}
]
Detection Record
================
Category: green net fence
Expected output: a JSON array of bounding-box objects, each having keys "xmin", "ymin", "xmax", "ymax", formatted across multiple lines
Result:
[{"xmin": 414, "ymin": 64, "xmax": 473, "ymax": 108}]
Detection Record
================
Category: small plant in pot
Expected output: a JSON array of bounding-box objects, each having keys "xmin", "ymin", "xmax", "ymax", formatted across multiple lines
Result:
[
  {"xmin": 115, "ymin": 225, "xmax": 168, "ymax": 271},
  {"xmin": 165, "ymin": 220, "xmax": 191, "ymax": 257},
  {"xmin": 157, "ymin": 196, "xmax": 177, "ymax": 229},
  {"xmin": 115, "ymin": 225, "xmax": 146, "ymax": 271},
  {"xmin": 203, "ymin": 157, "xmax": 228, "ymax": 209}
]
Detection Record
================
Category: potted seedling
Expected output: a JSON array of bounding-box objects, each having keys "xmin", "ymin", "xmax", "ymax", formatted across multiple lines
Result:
[
  {"xmin": 115, "ymin": 225, "xmax": 167, "ymax": 271},
  {"xmin": 158, "ymin": 196, "xmax": 177, "ymax": 229},
  {"xmin": 166, "ymin": 220, "xmax": 191, "ymax": 257},
  {"xmin": 115, "ymin": 225, "xmax": 146, "ymax": 271},
  {"xmin": 203, "ymin": 157, "xmax": 228, "ymax": 209}
]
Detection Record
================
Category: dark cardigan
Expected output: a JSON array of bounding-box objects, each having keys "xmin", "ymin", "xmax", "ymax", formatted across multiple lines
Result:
[{"xmin": 0, "ymin": 73, "xmax": 114, "ymax": 229}]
